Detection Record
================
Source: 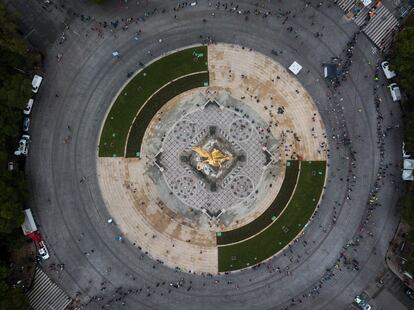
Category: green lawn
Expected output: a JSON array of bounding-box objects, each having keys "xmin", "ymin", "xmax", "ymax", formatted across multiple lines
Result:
[
  {"xmin": 125, "ymin": 72, "xmax": 209, "ymax": 157},
  {"xmin": 218, "ymin": 161, "xmax": 326, "ymax": 272},
  {"xmin": 99, "ymin": 46, "xmax": 208, "ymax": 157},
  {"xmin": 217, "ymin": 160, "xmax": 300, "ymax": 245}
]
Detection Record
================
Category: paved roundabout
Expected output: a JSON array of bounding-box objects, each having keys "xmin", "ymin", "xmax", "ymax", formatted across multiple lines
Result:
[{"xmin": 24, "ymin": 0, "xmax": 403, "ymax": 309}]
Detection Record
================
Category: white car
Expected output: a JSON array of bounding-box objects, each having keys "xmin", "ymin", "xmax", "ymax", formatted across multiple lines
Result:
[
  {"xmin": 23, "ymin": 99, "xmax": 34, "ymax": 115},
  {"xmin": 388, "ymin": 83, "xmax": 401, "ymax": 102},
  {"xmin": 381, "ymin": 61, "xmax": 396, "ymax": 79},
  {"xmin": 354, "ymin": 296, "xmax": 372, "ymax": 310},
  {"xmin": 38, "ymin": 241, "xmax": 50, "ymax": 260},
  {"xmin": 14, "ymin": 135, "xmax": 30, "ymax": 156},
  {"xmin": 32, "ymin": 75, "xmax": 43, "ymax": 93}
]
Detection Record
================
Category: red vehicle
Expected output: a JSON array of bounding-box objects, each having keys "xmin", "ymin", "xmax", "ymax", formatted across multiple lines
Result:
[{"xmin": 21, "ymin": 209, "xmax": 50, "ymax": 260}]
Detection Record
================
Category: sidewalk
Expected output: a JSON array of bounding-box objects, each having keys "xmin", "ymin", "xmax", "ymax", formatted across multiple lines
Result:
[{"xmin": 385, "ymin": 222, "xmax": 414, "ymax": 290}]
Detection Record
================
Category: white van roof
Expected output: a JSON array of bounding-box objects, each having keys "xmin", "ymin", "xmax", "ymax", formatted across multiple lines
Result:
[
  {"xmin": 21, "ymin": 208, "xmax": 37, "ymax": 235},
  {"xmin": 389, "ymin": 83, "xmax": 401, "ymax": 101},
  {"xmin": 392, "ymin": 88, "xmax": 401, "ymax": 101},
  {"xmin": 32, "ymin": 75, "xmax": 43, "ymax": 93},
  {"xmin": 381, "ymin": 61, "xmax": 396, "ymax": 79}
]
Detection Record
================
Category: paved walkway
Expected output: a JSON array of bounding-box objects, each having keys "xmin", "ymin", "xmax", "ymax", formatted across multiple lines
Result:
[{"xmin": 97, "ymin": 44, "xmax": 327, "ymax": 273}]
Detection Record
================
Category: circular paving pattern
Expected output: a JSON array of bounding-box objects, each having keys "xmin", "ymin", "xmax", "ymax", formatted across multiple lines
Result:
[
  {"xmin": 172, "ymin": 120, "xmax": 197, "ymax": 143},
  {"xmin": 174, "ymin": 176, "xmax": 198, "ymax": 199},
  {"xmin": 229, "ymin": 119, "xmax": 253, "ymax": 142},
  {"xmin": 230, "ymin": 175, "xmax": 254, "ymax": 199}
]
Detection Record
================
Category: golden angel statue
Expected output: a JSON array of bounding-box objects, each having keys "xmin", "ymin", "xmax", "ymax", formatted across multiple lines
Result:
[{"xmin": 192, "ymin": 146, "xmax": 232, "ymax": 171}]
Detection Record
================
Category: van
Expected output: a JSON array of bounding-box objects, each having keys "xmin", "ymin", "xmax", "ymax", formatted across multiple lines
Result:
[
  {"xmin": 388, "ymin": 83, "xmax": 401, "ymax": 102},
  {"xmin": 381, "ymin": 61, "xmax": 396, "ymax": 79},
  {"xmin": 32, "ymin": 75, "xmax": 43, "ymax": 93}
]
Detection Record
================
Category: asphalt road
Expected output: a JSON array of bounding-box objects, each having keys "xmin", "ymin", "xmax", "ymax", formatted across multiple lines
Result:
[{"xmin": 5, "ymin": 0, "xmax": 405, "ymax": 309}]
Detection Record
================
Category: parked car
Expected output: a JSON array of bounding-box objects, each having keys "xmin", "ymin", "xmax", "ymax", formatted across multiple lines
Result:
[
  {"xmin": 38, "ymin": 241, "xmax": 50, "ymax": 260},
  {"xmin": 406, "ymin": 288, "xmax": 414, "ymax": 300},
  {"xmin": 32, "ymin": 75, "xmax": 43, "ymax": 93},
  {"xmin": 354, "ymin": 295, "xmax": 372, "ymax": 310},
  {"xmin": 23, "ymin": 117, "xmax": 30, "ymax": 132},
  {"xmin": 388, "ymin": 83, "xmax": 401, "ymax": 102},
  {"xmin": 381, "ymin": 61, "xmax": 396, "ymax": 79},
  {"xmin": 14, "ymin": 135, "xmax": 30, "ymax": 156},
  {"xmin": 23, "ymin": 98, "xmax": 34, "ymax": 115}
]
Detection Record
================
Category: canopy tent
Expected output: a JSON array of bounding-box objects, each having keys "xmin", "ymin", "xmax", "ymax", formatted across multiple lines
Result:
[
  {"xmin": 404, "ymin": 159, "xmax": 414, "ymax": 170},
  {"xmin": 324, "ymin": 64, "xmax": 338, "ymax": 79},
  {"xmin": 288, "ymin": 61, "xmax": 302, "ymax": 75},
  {"xmin": 402, "ymin": 169, "xmax": 414, "ymax": 181}
]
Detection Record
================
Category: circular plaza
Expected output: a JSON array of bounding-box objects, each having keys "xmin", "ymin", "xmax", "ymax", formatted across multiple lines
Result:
[
  {"xmin": 97, "ymin": 44, "xmax": 327, "ymax": 273},
  {"xmin": 25, "ymin": 1, "xmax": 403, "ymax": 309}
]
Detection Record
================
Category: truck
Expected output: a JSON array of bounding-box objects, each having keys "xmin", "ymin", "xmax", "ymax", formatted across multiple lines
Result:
[
  {"xmin": 21, "ymin": 208, "xmax": 37, "ymax": 235},
  {"xmin": 21, "ymin": 209, "xmax": 50, "ymax": 260}
]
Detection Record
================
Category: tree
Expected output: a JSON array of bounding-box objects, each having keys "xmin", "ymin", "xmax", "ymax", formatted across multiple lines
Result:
[
  {"xmin": 390, "ymin": 14, "xmax": 414, "ymax": 99},
  {"xmin": 401, "ymin": 194, "xmax": 414, "ymax": 226},
  {"xmin": 0, "ymin": 75, "xmax": 32, "ymax": 110},
  {"xmin": 407, "ymin": 229, "xmax": 414, "ymax": 246},
  {"xmin": 0, "ymin": 264, "xmax": 28, "ymax": 310},
  {"xmin": 404, "ymin": 255, "xmax": 414, "ymax": 277},
  {"xmin": 0, "ymin": 5, "xmax": 29, "ymax": 59},
  {"xmin": 0, "ymin": 171, "xmax": 26, "ymax": 234},
  {"xmin": 0, "ymin": 106, "xmax": 23, "ymax": 138},
  {"xmin": 0, "ymin": 5, "xmax": 36, "ymax": 309},
  {"xmin": 404, "ymin": 110, "xmax": 414, "ymax": 153}
]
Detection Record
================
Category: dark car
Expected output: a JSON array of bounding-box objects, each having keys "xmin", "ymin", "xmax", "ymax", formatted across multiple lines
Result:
[{"xmin": 23, "ymin": 117, "xmax": 30, "ymax": 132}]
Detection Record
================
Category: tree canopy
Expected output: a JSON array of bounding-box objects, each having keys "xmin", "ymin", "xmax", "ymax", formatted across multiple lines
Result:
[
  {"xmin": 0, "ymin": 3, "xmax": 34, "ymax": 308},
  {"xmin": 390, "ymin": 14, "xmax": 414, "ymax": 99},
  {"xmin": 0, "ymin": 2, "xmax": 30, "ymax": 235},
  {"xmin": 402, "ymin": 194, "xmax": 414, "ymax": 226},
  {"xmin": 0, "ymin": 264, "xmax": 28, "ymax": 310}
]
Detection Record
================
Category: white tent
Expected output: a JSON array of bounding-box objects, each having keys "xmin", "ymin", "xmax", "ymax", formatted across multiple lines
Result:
[
  {"xmin": 289, "ymin": 61, "xmax": 302, "ymax": 75},
  {"xmin": 404, "ymin": 159, "xmax": 414, "ymax": 170},
  {"xmin": 402, "ymin": 169, "xmax": 414, "ymax": 181}
]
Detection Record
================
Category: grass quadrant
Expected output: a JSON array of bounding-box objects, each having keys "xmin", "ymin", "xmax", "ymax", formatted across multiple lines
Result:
[
  {"xmin": 99, "ymin": 46, "xmax": 208, "ymax": 157},
  {"xmin": 218, "ymin": 161, "xmax": 326, "ymax": 272},
  {"xmin": 125, "ymin": 72, "xmax": 209, "ymax": 157},
  {"xmin": 216, "ymin": 160, "xmax": 300, "ymax": 245}
]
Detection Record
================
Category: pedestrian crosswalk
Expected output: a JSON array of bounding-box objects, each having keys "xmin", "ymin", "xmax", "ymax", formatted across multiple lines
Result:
[
  {"xmin": 335, "ymin": 0, "xmax": 399, "ymax": 51},
  {"xmin": 336, "ymin": 0, "xmax": 373, "ymax": 26},
  {"xmin": 353, "ymin": 5, "xmax": 372, "ymax": 27},
  {"xmin": 26, "ymin": 267, "xmax": 72, "ymax": 310},
  {"xmin": 362, "ymin": 5, "xmax": 399, "ymax": 50},
  {"xmin": 336, "ymin": 0, "xmax": 358, "ymax": 12}
]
